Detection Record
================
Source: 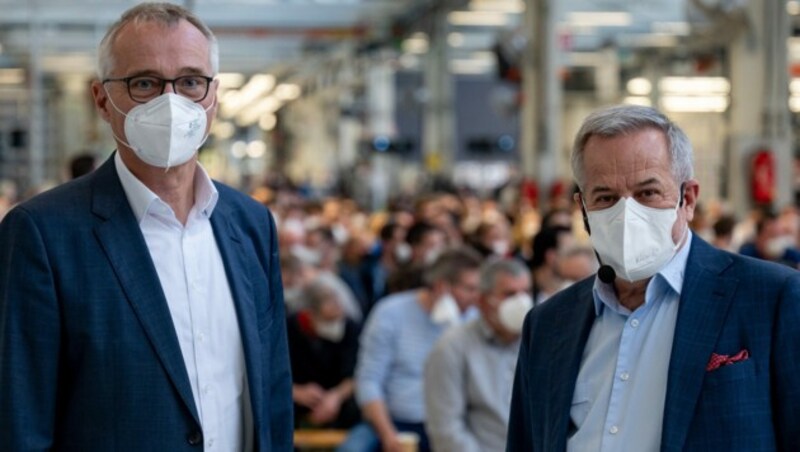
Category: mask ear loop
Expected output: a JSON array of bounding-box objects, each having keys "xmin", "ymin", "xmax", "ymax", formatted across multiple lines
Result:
[{"xmin": 578, "ymin": 193, "xmax": 591, "ymax": 235}]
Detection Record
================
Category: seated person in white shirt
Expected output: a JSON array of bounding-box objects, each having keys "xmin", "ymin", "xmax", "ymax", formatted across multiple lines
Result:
[{"xmin": 424, "ymin": 257, "xmax": 532, "ymax": 452}]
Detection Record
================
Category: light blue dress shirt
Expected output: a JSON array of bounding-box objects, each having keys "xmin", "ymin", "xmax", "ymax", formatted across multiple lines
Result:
[
  {"xmin": 567, "ymin": 231, "xmax": 692, "ymax": 452},
  {"xmin": 355, "ymin": 290, "xmax": 476, "ymax": 423}
]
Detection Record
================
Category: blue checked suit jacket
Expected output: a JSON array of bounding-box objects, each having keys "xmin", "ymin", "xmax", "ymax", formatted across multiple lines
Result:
[
  {"xmin": 0, "ymin": 156, "xmax": 293, "ymax": 451},
  {"xmin": 507, "ymin": 235, "xmax": 800, "ymax": 452}
]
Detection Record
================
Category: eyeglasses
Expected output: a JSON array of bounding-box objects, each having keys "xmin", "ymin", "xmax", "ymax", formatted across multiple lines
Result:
[{"xmin": 102, "ymin": 75, "xmax": 214, "ymax": 103}]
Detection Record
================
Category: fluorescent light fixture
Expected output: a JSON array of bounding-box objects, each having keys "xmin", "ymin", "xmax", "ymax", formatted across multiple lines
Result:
[
  {"xmin": 652, "ymin": 21, "xmax": 691, "ymax": 35},
  {"xmin": 221, "ymin": 73, "xmax": 276, "ymax": 117},
  {"xmin": 231, "ymin": 140, "xmax": 247, "ymax": 159},
  {"xmin": 567, "ymin": 12, "xmax": 632, "ymax": 27},
  {"xmin": 212, "ymin": 121, "xmax": 236, "ymax": 139},
  {"xmin": 259, "ymin": 113, "xmax": 277, "ymax": 131},
  {"xmin": 236, "ymin": 96, "xmax": 282, "ymax": 125},
  {"xmin": 661, "ymin": 95, "xmax": 729, "ymax": 113},
  {"xmin": 402, "ymin": 33, "xmax": 429, "ymax": 54},
  {"xmin": 274, "ymin": 83, "xmax": 302, "ymax": 101},
  {"xmin": 0, "ymin": 68, "xmax": 24, "ymax": 84},
  {"xmin": 616, "ymin": 33, "xmax": 679, "ymax": 48},
  {"xmin": 624, "ymin": 96, "xmax": 652, "ymax": 107},
  {"xmin": 626, "ymin": 77, "xmax": 652, "ymax": 95},
  {"xmin": 469, "ymin": 0, "xmax": 525, "ymax": 13},
  {"xmin": 791, "ymin": 79, "xmax": 800, "ymax": 94},
  {"xmin": 659, "ymin": 76, "xmax": 730, "ymax": 95},
  {"xmin": 448, "ymin": 11, "xmax": 509, "ymax": 27},
  {"xmin": 216, "ymin": 73, "xmax": 245, "ymax": 89},
  {"xmin": 246, "ymin": 140, "xmax": 267, "ymax": 158},
  {"xmin": 790, "ymin": 96, "xmax": 800, "ymax": 112},
  {"xmin": 448, "ymin": 32, "xmax": 465, "ymax": 47},
  {"xmin": 449, "ymin": 58, "xmax": 495, "ymax": 74},
  {"xmin": 788, "ymin": 0, "xmax": 800, "ymax": 16}
]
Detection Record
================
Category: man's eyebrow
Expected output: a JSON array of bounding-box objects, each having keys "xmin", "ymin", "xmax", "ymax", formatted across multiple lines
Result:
[
  {"xmin": 634, "ymin": 178, "xmax": 662, "ymax": 188},
  {"xmin": 589, "ymin": 186, "xmax": 613, "ymax": 196}
]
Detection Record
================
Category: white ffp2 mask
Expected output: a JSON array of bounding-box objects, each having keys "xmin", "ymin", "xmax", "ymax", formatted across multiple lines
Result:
[
  {"xmin": 586, "ymin": 197, "xmax": 681, "ymax": 282},
  {"xmin": 108, "ymin": 92, "xmax": 211, "ymax": 168},
  {"xmin": 497, "ymin": 292, "xmax": 533, "ymax": 334},
  {"xmin": 431, "ymin": 292, "xmax": 460, "ymax": 326}
]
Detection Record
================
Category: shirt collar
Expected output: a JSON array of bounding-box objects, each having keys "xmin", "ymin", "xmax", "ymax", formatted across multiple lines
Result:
[
  {"xmin": 114, "ymin": 152, "xmax": 219, "ymax": 223},
  {"xmin": 592, "ymin": 229, "xmax": 693, "ymax": 316}
]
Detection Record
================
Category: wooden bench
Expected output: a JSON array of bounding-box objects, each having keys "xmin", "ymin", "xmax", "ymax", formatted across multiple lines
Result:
[{"xmin": 293, "ymin": 429, "xmax": 348, "ymax": 451}]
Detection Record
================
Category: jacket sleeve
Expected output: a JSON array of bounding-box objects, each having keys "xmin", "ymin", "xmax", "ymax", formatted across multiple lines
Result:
[
  {"xmin": 774, "ymin": 271, "xmax": 800, "ymax": 451},
  {"xmin": 0, "ymin": 207, "xmax": 61, "ymax": 451},
  {"xmin": 506, "ymin": 312, "xmax": 535, "ymax": 452},
  {"xmin": 265, "ymin": 211, "xmax": 295, "ymax": 450}
]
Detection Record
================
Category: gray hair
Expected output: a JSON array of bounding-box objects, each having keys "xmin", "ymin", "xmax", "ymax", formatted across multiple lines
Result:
[
  {"xmin": 97, "ymin": 2, "xmax": 219, "ymax": 79},
  {"xmin": 479, "ymin": 258, "xmax": 530, "ymax": 294},
  {"xmin": 570, "ymin": 105, "xmax": 693, "ymax": 191}
]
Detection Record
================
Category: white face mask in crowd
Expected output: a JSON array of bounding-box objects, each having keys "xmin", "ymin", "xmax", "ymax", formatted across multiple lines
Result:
[
  {"xmin": 765, "ymin": 235, "xmax": 794, "ymax": 259},
  {"xmin": 315, "ymin": 318, "xmax": 346, "ymax": 342},
  {"xmin": 393, "ymin": 242, "xmax": 412, "ymax": 264},
  {"xmin": 107, "ymin": 92, "xmax": 213, "ymax": 169},
  {"xmin": 586, "ymin": 196, "xmax": 682, "ymax": 282},
  {"xmin": 430, "ymin": 292, "xmax": 460, "ymax": 326},
  {"xmin": 497, "ymin": 292, "xmax": 534, "ymax": 334}
]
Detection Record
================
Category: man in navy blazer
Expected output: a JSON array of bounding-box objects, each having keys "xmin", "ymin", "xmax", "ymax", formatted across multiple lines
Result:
[
  {"xmin": 507, "ymin": 105, "xmax": 800, "ymax": 452},
  {"xmin": 0, "ymin": 3, "xmax": 292, "ymax": 450}
]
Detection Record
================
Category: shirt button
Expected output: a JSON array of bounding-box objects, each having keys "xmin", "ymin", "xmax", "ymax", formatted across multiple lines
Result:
[
  {"xmin": 203, "ymin": 385, "xmax": 210, "ymax": 395},
  {"xmin": 609, "ymin": 425, "xmax": 619, "ymax": 434},
  {"xmin": 620, "ymin": 372, "xmax": 630, "ymax": 381},
  {"xmin": 630, "ymin": 319, "xmax": 640, "ymax": 328},
  {"xmin": 186, "ymin": 431, "xmax": 203, "ymax": 446},
  {"xmin": 197, "ymin": 332, "xmax": 205, "ymax": 342},
  {"xmin": 207, "ymin": 438, "xmax": 215, "ymax": 448}
]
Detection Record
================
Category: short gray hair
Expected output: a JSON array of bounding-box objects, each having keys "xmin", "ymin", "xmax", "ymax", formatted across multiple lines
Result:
[
  {"xmin": 479, "ymin": 258, "xmax": 529, "ymax": 294},
  {"xmin": 570, "ymin": 105, "xmax": 693, "ymax": 191},
  {"xmin": 97, "ymin": 2, "xmax": 219, "ymax": 79}
]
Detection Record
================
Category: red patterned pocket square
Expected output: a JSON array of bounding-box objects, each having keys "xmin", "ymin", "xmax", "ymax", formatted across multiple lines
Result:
[{"xmin": 706, "ymin": 349, "xmax": 749, "ymax": 372}]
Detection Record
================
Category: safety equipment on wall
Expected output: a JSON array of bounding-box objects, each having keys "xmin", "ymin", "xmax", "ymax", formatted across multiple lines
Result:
[{"xmin": 751, "ymin": 149, "xmax": 775, "ymax": 205}]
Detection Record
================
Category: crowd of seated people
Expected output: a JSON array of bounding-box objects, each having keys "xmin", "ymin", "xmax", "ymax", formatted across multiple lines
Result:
[{"xmin": 256, "ymin": 181, "xmax": 800, "ymax": 451}]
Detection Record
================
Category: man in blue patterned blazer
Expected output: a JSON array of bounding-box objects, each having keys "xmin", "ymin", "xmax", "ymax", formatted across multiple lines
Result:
[
  {"xmin": 0, "ymin": 3, "xmax": 292, "ymax": 450},
  {"xmin": 507, "ymin": 104, "xmax": 800, "ymax": 452}
]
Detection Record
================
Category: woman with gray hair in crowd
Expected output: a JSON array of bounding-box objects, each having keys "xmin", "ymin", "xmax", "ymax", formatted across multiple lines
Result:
[{"xmin": 286, "ymin": 275, "xmax": 362, "ymax": 430}]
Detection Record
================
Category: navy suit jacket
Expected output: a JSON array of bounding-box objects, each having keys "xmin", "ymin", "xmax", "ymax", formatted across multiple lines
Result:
[
  {"xmin": 0, "ymin": 157, "xmax": 293, "ymax": 451},
  {"xmin": 507, "ymin": 235, "xmax": 800, "ymax": 452}
]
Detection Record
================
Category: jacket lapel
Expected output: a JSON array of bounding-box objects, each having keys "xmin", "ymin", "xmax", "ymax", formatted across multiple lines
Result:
[
  {"xmin": 90, "ymin": 157, "xmax": 200, "ymax": 425},
  {"xmin": 661, "ymin": 236, "xmax": 738, "ymax": 452},
  {"xmin": 546, "ymin": 279, "xmax": 596, "ymax": 451},
  {"xmin": 209, "ymin": 199, "xmax": 264, "ymax": 447}
]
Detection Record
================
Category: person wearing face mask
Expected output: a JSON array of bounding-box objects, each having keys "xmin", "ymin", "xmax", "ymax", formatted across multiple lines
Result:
[
  {"xmin": 287, "ymin": 277, "xmax": 361, "ymax": 431},
  {"xmin": 507, "ymin": 105, "xmax": 800, "ymax": 452},
  {"xmin": 424, "ymin": 258, "xmax": 532, "ymax": 452},
  {"xmin": 0, "ymin": 4, "xmax": 293, "ymax": 450},
  {"xmin": 739, "ymin": 209, "xmax": 800, "ymax": 269},
  {"xmin": 339, "ymin": 247, "xmax": 483, "ymax": 452}
]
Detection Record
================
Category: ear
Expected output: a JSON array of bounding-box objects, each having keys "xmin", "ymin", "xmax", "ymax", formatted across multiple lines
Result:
[
  {"xmin": 681, "ymin": 179, "xmax": 700, "ymax": 222},
  {"xmin": 91, "ymin": 79, "xmax": 112, "ymax": 123}
]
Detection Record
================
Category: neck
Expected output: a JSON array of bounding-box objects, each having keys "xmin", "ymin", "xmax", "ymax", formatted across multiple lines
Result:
[
  {"xmin": 120, "ymin": 149, "xmax": 196, "ymax": 225},
  {"xmin": 417, "ymin": 289, "xmax": 435, "ymax": 312},
  {"xmin": 613, "ymin": 278, "xmax": 649, "ymax": 311}
]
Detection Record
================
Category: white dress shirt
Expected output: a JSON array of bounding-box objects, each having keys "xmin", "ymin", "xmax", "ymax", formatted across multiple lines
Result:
[{"xmin": 115, "ymin": 153, "xmax": 252, "ymax": 451}]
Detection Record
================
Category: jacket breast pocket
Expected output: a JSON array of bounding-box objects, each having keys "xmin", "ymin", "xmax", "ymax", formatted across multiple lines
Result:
[{"xmin": 703, "ymin": 358, "xmax": 755, "ymax": 387}]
